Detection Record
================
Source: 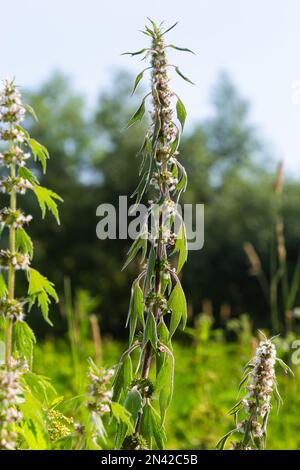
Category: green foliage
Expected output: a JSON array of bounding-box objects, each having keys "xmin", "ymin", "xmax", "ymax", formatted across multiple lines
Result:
[
  {"xmin": 28, "ymin": 138, "xmax": 50, "ymax": 173},
  {"xmin": 27, "ymin": 268, "xmax": 59, "ymax": 325},
  {"xmin": 16, "ymin": 227, "xmax": 33, "ymax": 259},
  {"xmin": 13, "ymin": 321, "xmax": 36, "ymax": 366},
  {"xmin": 168, "ymin": 280, "xmax": 187, "ymax": 336},
  {"xmin": 33, "ymin": 185, "xmax": 63, "ymax": 224}
]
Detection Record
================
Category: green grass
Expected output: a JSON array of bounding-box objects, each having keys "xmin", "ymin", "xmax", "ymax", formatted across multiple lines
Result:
[{"xmin": 33, "ymin": 336, "xmax": 300, "ymax": 450}]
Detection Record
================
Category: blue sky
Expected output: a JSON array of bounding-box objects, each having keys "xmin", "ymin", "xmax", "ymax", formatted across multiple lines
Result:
[{"xmin": 2, "ymin": 0, "xmax": 300, "ymax": 175}]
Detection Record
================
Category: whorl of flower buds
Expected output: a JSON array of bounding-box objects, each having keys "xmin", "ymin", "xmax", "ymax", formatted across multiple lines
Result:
[
  {"xmin": 0, "ymin": 79, "xmax": 26, "ymax": 124},
  {"xmin": 0, "ymin": 208, "xmax": 32, "ymax": 229},
  {"xmin": 0, "ymin": 249, "xmax": 30, "ymax": 270},
  {"xmin": 0, "ymin": 360, "xmax": 27, "ymax": 450},
  {"xmin": 0, "ymin": 298, "xmax": 26, "ymax": 322},
  {"xmin": 0, "ymin": 176, "xmax": 33, "ymax": 195},
  {"xmin": 0, "ymin": 147, "xmax": 30, "ymax": 167}
]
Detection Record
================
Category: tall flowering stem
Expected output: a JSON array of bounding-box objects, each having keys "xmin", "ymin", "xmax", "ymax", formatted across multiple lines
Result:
[
  {"xmin": 112, "ymin": 20, "xmax": 194, "ymax": 449},
  {"xmin": 217, "ymin": 334, "xmax": 293, "ymax": 450},
  {"xmin": 0, "ymin": 78, "xmax": 62, "ymax": 449}
]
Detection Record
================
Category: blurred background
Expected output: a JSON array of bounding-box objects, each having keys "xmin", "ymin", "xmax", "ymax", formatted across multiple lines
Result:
[{"xmin": 2, "ymin": 0, "xmax": 300, "ymax": 449}]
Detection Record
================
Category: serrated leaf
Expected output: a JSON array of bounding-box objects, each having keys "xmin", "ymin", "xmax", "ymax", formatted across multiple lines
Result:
[
  {"xmin": 122, "ymin": 237, "xmax": 146, "ymax": 271},
  {"xmin": 18, "ymin": 166, "xmax": 39, "ymax": 185},
  {"xmin": 111, "ymin": 402, "xmax": 134, "ymax": 431},
  {"xmin": 176, "ymin": 96, "xmax": 187, "ymax": 129},
  {"xmin": 16, "ymin": 227, "xmax": 33, "ymax": 259},
  {"xmin": 13, "ymin": 320, "xmax": 36, "ymax": 367},
  {"xmin": 27, "ymin": 268, "xmax": 58, "ymax": 325},
  {"xmin": 33, "ymin": 185, "xmax": 63, "ymax": 224},
  {"xmin": 168, "ymin": 280, "xmax": 187, "ymax": 336},
  {"xmin": 140, "ymin": 403, "xmax": 166, "ymax": 449},
  {"xmin": 174, "ymin": 66, "xmax": 195, "ymax": 85},
  {"xmin": 28, "ymin": 138, "xmax": 49, "ymax": 173}
]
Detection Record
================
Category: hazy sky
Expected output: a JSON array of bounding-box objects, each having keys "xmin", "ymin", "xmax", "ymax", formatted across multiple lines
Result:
[{"xmin": 2, "ymin": 0, "xmax": 300, "ymax": 174}]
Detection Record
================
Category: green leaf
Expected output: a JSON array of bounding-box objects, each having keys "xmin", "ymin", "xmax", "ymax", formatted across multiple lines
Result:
[
  {"xmin": 122, "ymin": 48, "xmax": 149, "ymax": 57},
  {"xmin": 143, "ymin": 312, "xmax": 157, "ymax": 350},
  {"xmin": 16, "ymin": 227, "xmax": 33, "ymax": 259},
  {"xmin": 132, "ymin": 68, "xmax": 150, "ymax": 95},
  {"xmin": 18, "ymin": 166, "xmax": 39, "ymax": 185},
  {"xmin": 0, "ymin": 272, "xmax": 7, "ymax": 298},
  {"xmin": 166, "ymin": 44, "xmax": 195, "ymax": 54},
  {"xmin": 130, "ymin": 169, "xmax": 150, "ymax": 208},
  {"xmin": 127, "ymin": 98, "xmax": 146, "ymax": 128},
  {"xmin": 175, "ymin": 164, "xmax": 187, "ymax": 194},
  {"xmin": 124, "ymin": 389, "xmax": 143, "ymax": 422},
  {"xmin": 33, "ymin": 185, "xmax": 63, "ymax": 224},
  {"xmin": 173, "ymin": 223, "xmax": 187, "ymax": 273},
  {"xmin": 127, "ymin": 281, "xmax": 145, "ymax": 345},
  {"xmin": 162, "ymin": 21, "xmax": 178, "ymax": 35},
  {"xmin": 140, "ymin": 403, "xmax": 166, "ymax": 449},
  {"xmin": 13, "ymin": 320, "xmax": 36, "ymax": 366},
  {"xmin": 144, "ymin": 245, "xmax": 156, "ymax": 292},
  {"xmin": 216, "ymin": 429, "xmax": 236, "ymax": 450},
  {"xmin": 27, "ymin": 268, "xmax": 58, "ymax": 325},
  {"xmin": 24, "ymin": 103, "xmax": 39, "ymax": 122},
  {"xmin": 176, "ymin": 96, "xmax": 187, "ymax": 129},
  {"xmin": 28, "ymin": 138, "xmax": 49, "ymax": 173},
  {"xmin": 276, "ymin": 357, "xmax": 294, "ymax": 376},
  {"xmin": 174, "ymin": 66, "xmax": 195, "ymax": 85},
  {"xmin": 112, "ymin": 401, "xmax": 135, "ymax": 449},
  {"xmin": 168, "ymin": 280, "xmax": 187, "ymax": 336},
  {"xmin": 156, "ymin": 353, "xmax": 174, "ymax": 423},
  {"xmin": 111, "ymin": 402, "xmax": 134, "ymax": 438},
  {"xmin": 23, "ymin": 372, "xmax": 57, "ymax": 405},
  {"xmin": 112, "ymin": 355, "xmax": 132, "ymax": 402},
  {"xmin": 122, "ymin": 237, "xmax": 146, "ymax": 271}
]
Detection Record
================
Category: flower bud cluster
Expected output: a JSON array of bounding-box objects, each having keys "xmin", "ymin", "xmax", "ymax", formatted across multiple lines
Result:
[
  {"xmin": 231, "ymin": 338, "xmax": 277, "ymax": 449},
  {"xmin": 0, "ymin": 176, "xmax": 33, "ymax": 195},
  {"xmin": 0, "ymin": 359, "xmax": 27, "ymax": 450},
  {"xmin": 87, "ymin": 366, "xmax": 114, "ymax": 415},
  {"xmin": 0, "ymin": 249, "xmax": 30, "ymax": 270},
  {"xmin": 0, "ymin": 147, "xmax": 30, "ymax": 167},
  {"xmin": 0, "ymin": 208, "xmax": 32, "ymax": 229},
  {"xmin": 0, "ymin": 79, "xmax": 26, "ymax": 124},
  {"xmin": 0, "ymin": 298, "xmax": 25, "ymax": 321}
]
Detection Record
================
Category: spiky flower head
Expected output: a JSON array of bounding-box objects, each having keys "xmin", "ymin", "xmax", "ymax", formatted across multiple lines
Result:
[{"xmin": 217, "ymin": 334, "xmax": 293, "ymax": 450}]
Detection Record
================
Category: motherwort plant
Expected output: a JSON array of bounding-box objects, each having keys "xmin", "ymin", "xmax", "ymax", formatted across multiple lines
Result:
[
  {"xmin": 0, "ymin": 78, "xmax": 62, "ymax": 449},
  {"xmin": 217, "ymin": 334, "xmax": 292, "ymax": 450},
  {"xmin": 112, "ymin": 20, "xmax": 194, "ymax": 449}
]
